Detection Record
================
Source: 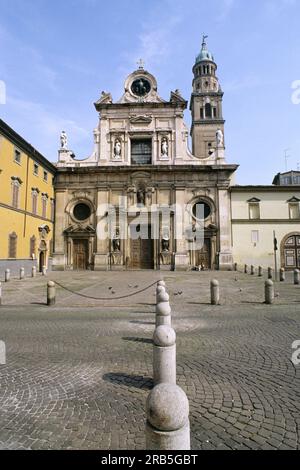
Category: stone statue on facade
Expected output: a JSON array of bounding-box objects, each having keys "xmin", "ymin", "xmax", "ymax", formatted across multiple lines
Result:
[
  {"xmin": 161, "ymin": 137, "xmax": 168, "ymax": 157},
  {"xmin": 112, "ymin": 230, "xmax": 121, "ymax": 252},
  {"xmin": 162, "ymin": 227, "xmax": 170, "ymax": 252},
  {"xmin": 216, "ymin": 129, "xmax": 224, "ymax": 147},
  {"xmin": 137, "ymin": 188, "xmax": 145, "ymax": 205},
  {"xmin": 60, "ymin": 130, "xmax": 68, "ymax": 149},
  {"xmin": 114, "ymin": 139, "xmax": 121, "ymax": 159}
]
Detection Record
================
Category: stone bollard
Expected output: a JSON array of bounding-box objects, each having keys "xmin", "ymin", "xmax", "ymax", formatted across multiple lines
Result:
[
  {"xmin": 156, "ymin": 285, "xmax": 166, "ymax": 304},
  {"xmin": 32, "ymin": 266, "xmax": 36, "ymax": 278},
  {"xmin": 157, "ymin": 280, "xmax": 166, "ymax": 288},
  {"xmin": 280, "ymin": 268, "xmax": 285, "ymax": 282},
  {"xmin": 156, "ymin": 291, "xmax": 171, "ymax": 327},
  {"xmin": 47, "ymin": 281, "xmax": 56, "ymax": 306},
  {"xmin": 265, "ymin": 279, "xmax": 274, "ymax": 305},
  {"xmin": 0, "ymin": 282, "xmax": 2, "ymax": 306},
  {"xmin": 210, "ymin": 279, "xmax": 220, "ymax": 305},
  {"xmin": 268, "ymin": 267, "xmax": 273, "ymax": 280},
  {"xmin": 244, "ymin": 264, "xmax": 248, "ymax": 274},
  {"xmin": 153, "ymin": 325, "xmax": 176, "ymax": 386},
  {"xmin": 42, "ymin": 265, "xmax": 47, "ymax": 276},
  {"xmin": 5, "ymin": 269, "xmax": 10, "ymax": 282},
  {"xmin": 258, "ymin": 266, "xmax": 263, "ymax": 277},
  {"xmin": 294, "ymin": 269, "xmax": 300, "ymax": 285},
  {"xmin": 20, "ymin": 267, "xmax": 25, "ymax": 280},
  {"xmin": 234, "ymin": 263, "xmax": 237, "ymax": 272},
  {"xmin": 146, "ymin": 383, "xmax": 190, "ymax": 450},
  {"xmin": 251, "ymin": 265, "xmax": 255, "ymax": 275}
]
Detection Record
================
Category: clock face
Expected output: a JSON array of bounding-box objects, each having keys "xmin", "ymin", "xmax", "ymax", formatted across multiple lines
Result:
[{"xmin": 131, "ymin": 78, "xmax": 151, "ymax": 97}]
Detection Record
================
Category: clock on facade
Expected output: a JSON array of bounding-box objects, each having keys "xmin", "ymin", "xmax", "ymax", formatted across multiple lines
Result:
[{"xmin": 131, "ymin": 78, "xmax": 151, "ymax": 97}]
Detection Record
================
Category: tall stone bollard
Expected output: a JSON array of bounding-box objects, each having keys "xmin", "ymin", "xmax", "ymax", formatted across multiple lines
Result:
[
  {"xmin": 210, "ymin": 279, "xmax": 220, "ymax": 305},
  {"xmin": 294, "ymin": 269, "xmax": 300, "ymax": 285},
  {"xmin": 0, "ymin": 282, "xmax": 2, "ymax": 306},
  {"xmin": 20, "ymin": 267, "xmax": 25, "ymax": 280},
  {"xmin": 42, "ymin": 266, "xmax": 47, "ymax": 276},
  {"xmin": 156, "ymin": 291, "xmax": 171, "ymax": 327},
  {"xmin": 47, "ymin": 281, "xmax": 56, "ymax": 306},
  {"xmin": 244, "ymin": 264, "xmax": 248, "ymax": 274},
  {"xmin": 234, "ymin": 263, "xmax": 237, "ymax": 272},
  {"xmin": 156, "ymin": 285, "xmax": 166, "ymax": 304},
  {"xmin": 146, "ymin": 383, "xmax": 190, "ymax": 450},
  {"xmin": 268, "ymin": 267, "xmax": 273, "ymax": 280},
  {"xmin": 32, "ymin": 266, "xmax": 36, "ymax": 278},
  {"xmin": 5, "ymin": 269, "xmax": 10, "ymax": 282},
  {"xmin": 153, "ymin": 325, "xmax": 176, "ymax": 386},
  {"xmin": 265, "ymin": 279, "xmax": 274, "ymax": 305},
  {"xmin": 251, "ymin": 265, "xmax": 255, "ymax": 275},
  {"xmin": 258, "ymin": 266, "xmax": 263, "ymax": 277},
  {"xmin": 280, "ymin": 268, "xmax": 285, "ymax": 282}
]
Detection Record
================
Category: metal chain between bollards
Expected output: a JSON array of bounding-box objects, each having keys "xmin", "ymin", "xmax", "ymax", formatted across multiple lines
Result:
[{"xmin": 52, "ymin": 279, "xmax": 159, "ymax": 301}]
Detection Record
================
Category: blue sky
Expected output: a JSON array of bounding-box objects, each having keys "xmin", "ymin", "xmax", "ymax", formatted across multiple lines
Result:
[{"xmin": 0, "ymin": 0, "xmax": 299, "ymax": 184}]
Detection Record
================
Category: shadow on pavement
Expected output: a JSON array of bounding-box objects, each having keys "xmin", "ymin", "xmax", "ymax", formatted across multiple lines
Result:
[
  {"xmin": 122, "ymin": 336, "xmax": 153, "ymax": 344},
  {"xmin": 103, "ymin": 372, "xmax": 153, "ymax": 390}
]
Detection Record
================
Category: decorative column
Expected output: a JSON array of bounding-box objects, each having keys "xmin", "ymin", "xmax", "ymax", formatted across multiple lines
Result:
[
  {"xmin": 94, "ymin": 189, "xmax": 109, "ymax": 270},
  {"xmin": 52, "ymin": 190, "xmax": 66, "ymax": 270},
  {"xmin": 217, "ymin": 188, "xmax": 233, "ymax": 270},
  {"xmin": 174, "ymin": 187, "xmax": 189, "ymax": 270}
]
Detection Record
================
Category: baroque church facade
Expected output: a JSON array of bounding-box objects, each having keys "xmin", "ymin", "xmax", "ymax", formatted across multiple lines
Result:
[{"xmin": 52, "ymin": 38, "xmax": 238, "ymax": 271}]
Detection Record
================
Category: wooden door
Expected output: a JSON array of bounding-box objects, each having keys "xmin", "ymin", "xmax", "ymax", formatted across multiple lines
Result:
[
  {"xmin": 73, "ymin": 239, "xmax": 88, "ymax": 270},
  {"xmin": 195, "ymin": 238, "xmax": 211, "ymax": 269},
  {"xmin": 129, "ymin": 226, "xmax": 154, "ymax": 269},
  {"xmin": 284, "ymin": 235, "xmax": 300, "ymax": 269}
]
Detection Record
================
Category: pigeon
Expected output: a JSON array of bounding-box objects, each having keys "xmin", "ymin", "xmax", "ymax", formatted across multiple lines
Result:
[
  {"xmin": 134, "ymin": 285, "xmax": 139, "ymax": 289},
  {"xmin": 108, "ymin": 286, "xmax": 112, "ymax": 290},
  {"xmin": 178, "ymin": 291, "xmax": 183, "ymax": 295},
  {"xmin": 111, "ymin": 290, "xmax": 116, "ymax": 294}
]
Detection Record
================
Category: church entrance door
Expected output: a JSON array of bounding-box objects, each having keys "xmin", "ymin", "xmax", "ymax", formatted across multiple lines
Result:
[
  {"xmin": 73, "ymin": 239, "xmax": 88, "ymax": 270},
  {"xmin": 129, "ymin": 225, "xmax": 154, "ymax": 269},
  {"xmin": 283, "ymin": 234, "xmax": 300, "ymax": 270},
  {"xmin": 195, "ymin": 238, "xmax": 211, "ymax": 269}
]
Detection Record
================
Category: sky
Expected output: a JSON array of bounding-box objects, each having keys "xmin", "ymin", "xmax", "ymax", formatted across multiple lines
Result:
[{"xmin": 0, "ymin": 0, "xmax": 300, "ymax": 184}]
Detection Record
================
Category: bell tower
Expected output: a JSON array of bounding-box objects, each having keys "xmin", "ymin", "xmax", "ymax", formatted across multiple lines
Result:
[{"xmin": 190, "ymin": 36, "xmax": 225, "ymax": 163}]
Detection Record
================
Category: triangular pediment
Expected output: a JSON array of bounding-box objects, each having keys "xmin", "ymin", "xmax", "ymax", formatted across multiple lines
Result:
[
  {"xmin": 247, "ymin": 197, "xmax": 261, "ymax": 203},
  {"xmin": 129, "ymin": 114, "xmax": 152, "ymax": 124},
  {"xmin": 64, "ymin": 224, "xmax": 96, "ymax": 234},
  {"xmin": 287, "ymin": 196, "xmax": 300, "ymax": 203}
]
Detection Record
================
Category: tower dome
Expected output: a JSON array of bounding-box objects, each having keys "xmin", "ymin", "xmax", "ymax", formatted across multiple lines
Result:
[{"xmin": 196, "ymin": 35, "xmax": 215, "ymax": 63}]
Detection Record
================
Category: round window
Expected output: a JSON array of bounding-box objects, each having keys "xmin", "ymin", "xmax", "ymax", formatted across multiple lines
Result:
[
  {"xmin": 131, "ymin": 78, "xmax": 151, "ymax": 97},
  {"xmin": 73, "ymin": 203, "xmax": 91, "ymax": 221},
  {"xmin": 192, "ymin": 201, "xmax": 211, "ymax": 220}
]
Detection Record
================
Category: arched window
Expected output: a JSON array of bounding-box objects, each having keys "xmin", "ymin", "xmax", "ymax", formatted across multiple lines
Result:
[
  {"xmin": 8, "ymin": 232, "xmax": 17, "ymax": 258},
  {"xmin": 205, "ymin": 103, "xmax": 212, "ymax": 118},
  {"xmin": 41, "ymin": 193, "xmax": 49, "ymax": 219},
  {"xmin": 30, "ymin": 235, "xmax": 36, "ymax": 258},
  {"xmin": 11, "ymin": 177, "xmax": 22, "ymax": 208},
  {"xmin": 31, "ymin": 188, "xmax": 39, "ymax": 215}
]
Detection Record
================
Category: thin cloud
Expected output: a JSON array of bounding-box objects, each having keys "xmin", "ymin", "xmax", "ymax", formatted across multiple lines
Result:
[
  {"xmin": 7, "ymin": 96, "xmax": 90, "ymax": 160},
  {"xmin": 216, "ymin": 0, "xmax": 235, "ymax": 22}
]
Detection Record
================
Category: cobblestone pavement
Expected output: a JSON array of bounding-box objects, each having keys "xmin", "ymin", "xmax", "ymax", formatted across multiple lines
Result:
[{"xmin": 0, "ymin": 269, "xmax": 299, "ymax": 450}]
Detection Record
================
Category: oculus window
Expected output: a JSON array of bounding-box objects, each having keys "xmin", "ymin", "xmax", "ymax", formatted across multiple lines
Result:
[
  {"xmin": 73, "ymin": 203, "xmax": 91, "ymax": 221},
  {"xmin": 192, "ymin": 201, "xmax": 211, "ymax": 220}
]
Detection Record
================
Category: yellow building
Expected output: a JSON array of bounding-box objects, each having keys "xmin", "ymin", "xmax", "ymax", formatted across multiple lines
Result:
[{"xmin": 0, "ymin": 119, "xmax": 56, "ymax": 275}]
